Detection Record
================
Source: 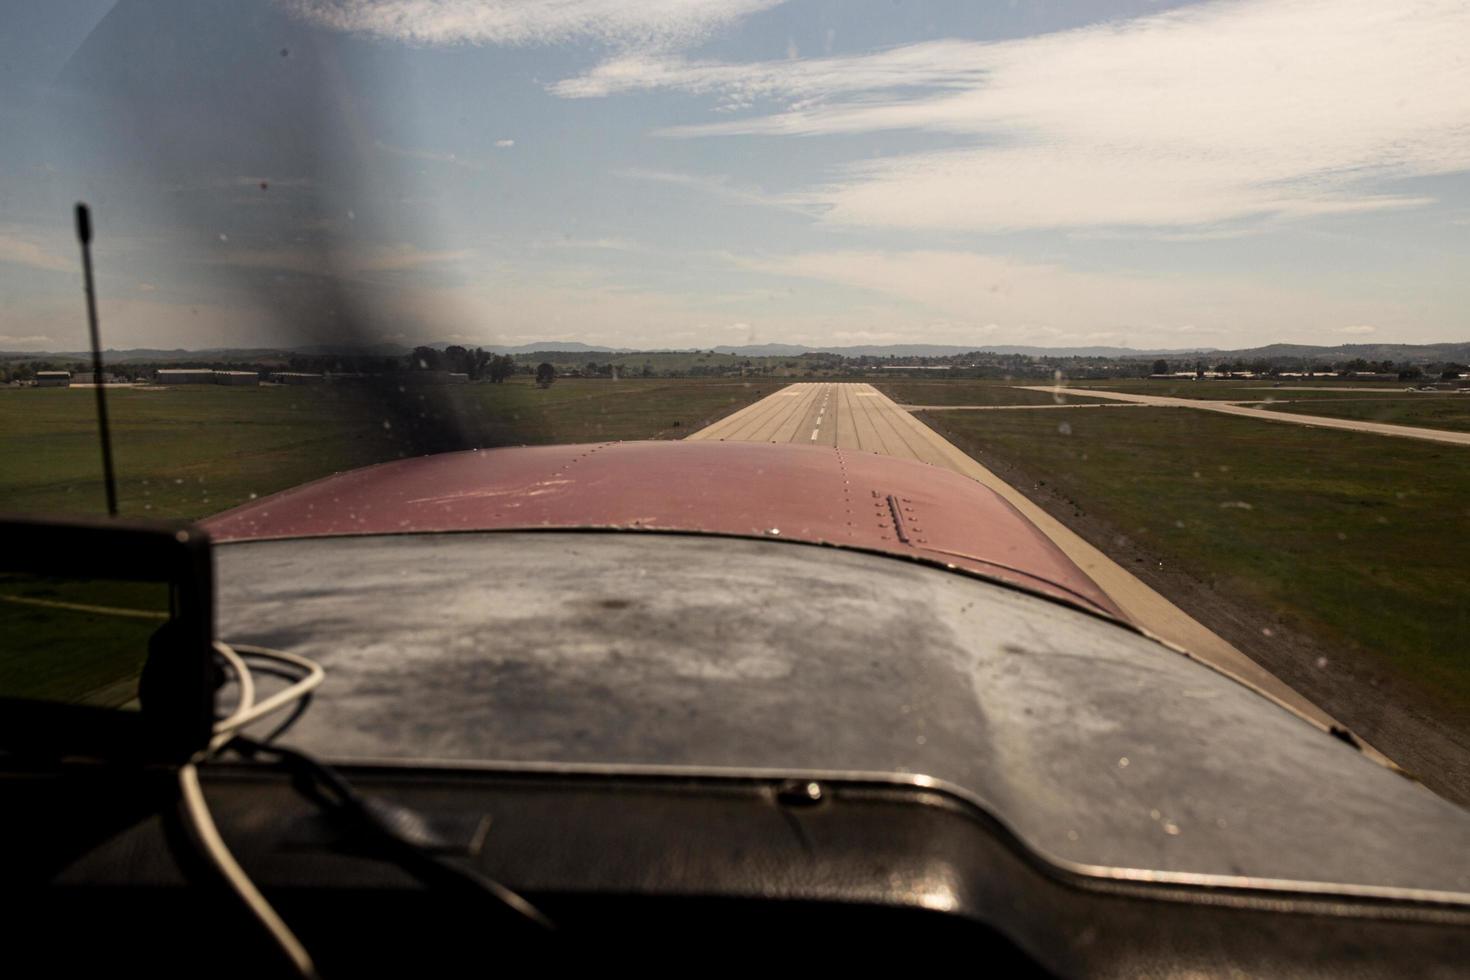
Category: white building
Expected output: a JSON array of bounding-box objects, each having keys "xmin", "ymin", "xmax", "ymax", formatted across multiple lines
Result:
[{"xmin": 35, "ymin": 370, "xmax": 71, "ymax": 387}]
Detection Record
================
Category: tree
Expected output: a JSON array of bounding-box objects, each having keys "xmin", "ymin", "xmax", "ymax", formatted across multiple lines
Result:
[
  {"xmin": 1151, "ymin": 359, "xmax": 1169, "ymax": 375},
  {"xmin": 535, "ymin": 362, "xmax": 556, "ymax": 387},
  {"xmin": 486, "ymin": 354, "xmax": 515, "ymax": 383},
  {"xmin": 443, "ymin": 345, "xmax": 470, "ymax": 375},
  {"xmin": 411, "ymin": 346, "xmax": 442, "ymax": 371}
]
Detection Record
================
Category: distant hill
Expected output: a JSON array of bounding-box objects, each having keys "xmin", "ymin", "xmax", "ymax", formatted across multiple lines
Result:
[
  {"xmin": 1214, "ymin": 342, "xmax": 1470, "ymax": 364},
  {"xmin": 712, "ymin": 344, "xmax": 1216, "ymax": 358},
  {"xmin": 476, "ymin": 342, "xmax": 636, "ymax": 355},
  {"xmin": 4, "ymin": 340, "xmax": 1466, "ymax": 364}
]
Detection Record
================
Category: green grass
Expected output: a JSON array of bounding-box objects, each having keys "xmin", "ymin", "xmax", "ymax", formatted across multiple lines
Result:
[
  {"xmin": 876, "ymin": 380, "xmax": 1109, "ymax": 406},
  {"xmin": 917, "ymin": 406, "xmax": 1470, "ymax": 723},
  {"xmin": 0, "ymin": 378, "xmax": 769, "ymax": 520},
  {"xmin": 0, "ymin": 575, "xmax": 167, "ymax": 706},
  {"xmin": 1265, "ymin": 397, "xmax": 1470, "ymax": 433},
  {"xmin": 1064, "ymin": 379, "xmax": 1412, "ymax": 400}
]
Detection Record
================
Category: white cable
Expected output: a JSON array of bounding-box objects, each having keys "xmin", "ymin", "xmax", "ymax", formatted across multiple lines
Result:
[
  {"xmin": 185, "ymin": 641, "xmax": 328, "ymax": 975},
  {"xmin": 178, "ymin": 761, "xmax": 319, "ymax": 979},
  {"xmin": 209, "ymin": 641, "xmax": 325, "ymax": 752},
  {"xmin": 212, "ymin": 640, "xmax": 256, "ymax": 737}
]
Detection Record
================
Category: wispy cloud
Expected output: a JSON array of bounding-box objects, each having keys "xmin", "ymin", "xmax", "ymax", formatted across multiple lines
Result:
[
  {"xmin": 558, "ymin": 0, "xmax": 1470, "ymax": 232},
  {"xmin": 0, "ymin": 334, "xmax": 56, "ymax": 348},
  {"xmin": 533, "ymin": 236, "xmax": 648, "ymax": 253},
  {"xmin": 0, "ymin": 233, "xmax": 71, "ymax": 273},
  {"xmin": 1339, "ymin": 324, "xmax": 1377, "ymax": 335},
  {"xmin": 376, "ymin": 140, "xmax": 485, "ymax": 172},
  {"xmin": 282, "ymin": 0, "xmax": 785, "ymax": 48},
  {"xmin": 615, "ymin": 167, "xmax": 810, "ymax": 214},
  {"xmin": 729, "ymin": 247, "xmax": 1418, "ymax": 343},
  {"xmin": 211, "ymin": 243, "xmax": 474, "ymax": 275}
]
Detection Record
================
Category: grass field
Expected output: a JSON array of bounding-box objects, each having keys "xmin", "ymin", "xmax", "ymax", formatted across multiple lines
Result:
[
  {"xmin": 1061, "ymin": 379, "xmax": 1413, "ymax": 400},
  {"xmin": 0, "ymin": 575, "xmax": 165, "ymax": 706},
  {"xmin": 876, "ymin": 380, "xmax": 1110, "ymax": 406},
  {"xmin": 1264, "ymin": 396, "xmax": 1470, "ymax": 433},
  {"xmin": 916, "ymin": 405, "xmax": 1470, "ymax": 727},
  {"xmin": 0, "ymin": 378, "xmax": 769, "ymax": 519}
]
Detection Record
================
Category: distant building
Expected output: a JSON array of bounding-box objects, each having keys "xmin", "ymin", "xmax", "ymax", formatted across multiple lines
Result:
[
  {"xmin": 35, "ymin": 370, "xmax": 71, "ymax": 387},
  {"xmin": 70, "ymin": 371, "xmax": 116, "ymax": 386},
  {"xmin": 156, "ymin": 369, "xmax": 216, "ymax": 384},
  {"xmin": 213, "ymin": 371, "xmax": 258, "ymax": 386},
  {"xmin": 269, "ymin": 372, "xmax": 324, "ymax": 385}
]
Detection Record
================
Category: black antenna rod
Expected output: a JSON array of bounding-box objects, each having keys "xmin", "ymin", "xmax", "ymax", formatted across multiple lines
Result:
[{"xmin": 76, "ymin": 203, "xmax": 118, "ymax": 517}]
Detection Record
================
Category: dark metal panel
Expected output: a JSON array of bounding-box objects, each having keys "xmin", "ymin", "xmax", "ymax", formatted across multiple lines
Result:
[{"xmin": 213, "ymin": 532, "xmax": 1470, "ymax": 898}]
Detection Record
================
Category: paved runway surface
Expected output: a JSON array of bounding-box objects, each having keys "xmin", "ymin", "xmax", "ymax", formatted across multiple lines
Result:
[
  {"xmin": 691, "ymin": 382, "xmax": 1367, "ymax": 742},
  {"xmin": 1019, "ymin": 386, "xmax": 1470, "ymax": 446}
]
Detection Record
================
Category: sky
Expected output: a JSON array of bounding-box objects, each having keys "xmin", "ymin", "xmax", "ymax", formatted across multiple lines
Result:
[{"xmin": 0, "ymin": 0, "xmax": 1467, "ymax": 353}]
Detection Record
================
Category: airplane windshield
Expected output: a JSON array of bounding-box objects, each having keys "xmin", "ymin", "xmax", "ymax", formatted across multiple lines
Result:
[{"xmin": 1, "ymin": 0, "xmax": 1468, "ymax": 891}]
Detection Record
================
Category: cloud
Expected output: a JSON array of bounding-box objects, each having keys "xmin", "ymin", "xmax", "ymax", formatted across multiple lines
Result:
[
  {"xmin": 0, "ymin": 334, "xmax": 56, "ymax": 348},
  {"xmin": 281, "ymin": 0, "xmax": 784, "ymax": 48},
  {"xmin": 558, "ymin": 0, "xmax": 1470, "ymax": 232},
  {"xmin": 534, "ymin": 236, "xmax": 647, "ymax": 253},
  {"xmin": 375, "ymin": 141, "xmax": 484, "ymax": 171},
  {"xmin": 727, "ymin": 248, "xmax": 1422, "ymax": 344},
  {"xmin": 1339, "ymin": 324, "xmax": 1377, "ymax": 335},
  {"xmin": 494, "ymin": 139, "xmax": 515, "ymax": 148},
  {"xmin": 0, "ymin": 233, "xmax": 72, "ymax": 273},
  {"xmin": 615, "ymin": 167, "xmax": 808, "ymax": 213},
  {"xmin": 211, "ymin": 243, "xmax": 474, "ymax": 275}
]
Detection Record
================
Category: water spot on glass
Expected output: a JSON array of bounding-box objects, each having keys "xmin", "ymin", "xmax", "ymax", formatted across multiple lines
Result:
[
  {"xmin": 1067, "ymin": 830, "xmax": 1079, "ymax": 841},
  {"xmin": 1261, "ymin": 627, "xmax": 1274, "ymax": 637},
  {"xmin": 1315, "ymin": 656, "xmax": 1329, "ymax": 669},
  {"xmin": 1163, "ymin": 820, "xmax": 1181, "ymax": 836},
  {"xmin": 1057, "ymin": 422, "xmax": 1072, "ymax": 435},
  {"xmin": 915, "ymin": 735, "xmax": 927, "ymax": 746},
  {"xmin": 1118, "ymin": 757, "xmax": 1130, "ymax": 768}
]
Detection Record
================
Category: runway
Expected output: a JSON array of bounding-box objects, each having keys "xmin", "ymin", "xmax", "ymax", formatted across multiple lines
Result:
[{"xmin": 690, "ymin": 382, "xmax": 1362, "ymax": 740}]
